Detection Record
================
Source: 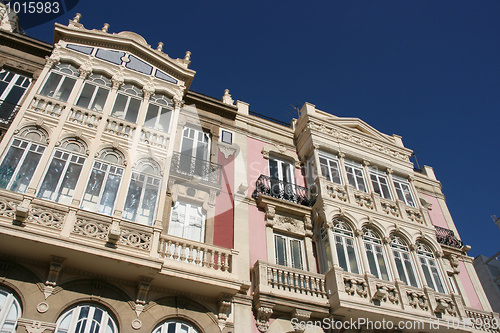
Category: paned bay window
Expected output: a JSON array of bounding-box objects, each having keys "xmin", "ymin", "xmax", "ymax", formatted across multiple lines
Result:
[
  {"xmin": 344, "ymin": 159, "xmax": 367, "ymax": 192},
  {"xmin": 168, "ymin": 201, "xmax": 206, "ymax": 242},
  {"xmin": 0, "ymin": 127, "xmax": 46, "ymax": 193},
  {"xmin": 390, "ymin": 236, "xmax": 419, "ymax": 287},
  {"xmin": 122, "ymin": 159, "xmax": 161, "ymax": 225},
  {"xmin": 332, "ymin": 219, "xmax": 359, "ymax": 274},
  {"xmin": 81, "ymin": 149, "xmax": 124, "ymax": 215},
  {"xmin": 417, "ymin": 243, "xmax": 446, "ymax": 293},
  {"xmin": 319, "ymin": 152, "xmax": 341, "ymax": 184},
  {"xmin": 39, "ymin": 63, "xmax": 79, "ymax": 102},
  {"xmin": 110, "ymin": 83, "xmax": 142, "ymax": 123},
  {"xmin": 369, "ymin": 167, "xmax": 392, "ymax": 199},
  {"xmin": 76, "ymin": 74, "xmax": 111, "ymax": 112},
  {"xmin": 363, "ymin": 228, "xmax": 390, "ymax": 280},
  {"xmin": 37, "ymin": 139, "xmax": 86, "ymax": 205},
  {"xmin": 144, "ymin": 94, "xmax": 173, "ymax": 132},
  {"xmin": 392, "ymin": 175, "xmax": 415, "ymax": 207}
]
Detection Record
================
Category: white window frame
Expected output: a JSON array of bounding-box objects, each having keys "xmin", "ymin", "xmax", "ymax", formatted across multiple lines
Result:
[
  {"xmin": 0, "ymin": 288, "xmax": 21, "ymax": 333},
  {"xmin": 55, "ymin": 304, "xmax": 117, "ymax": 333},
  {"xmin": 390, "ymin": 237, "xmax": 420, "ymax": 287},
  {"xmin": 168, "ymin": 201, "xmax": 206, "ymax": 243},
  {"xmin": 318, "ymin": 152, "xmax": 342, "ymax": 184},
  {"xmin": 110, "ymin": 83, "xmax": 143, "ymax": 123},
  {"xmin": 152, "ymin": 320, "xmax": 199, "ymax": 333},
  {"xmin": 0, "ymin": 137, "xmax": 45, "ymax": 193},
  {"xmin": 344, "ymin": 159, "xmax": 367, "ymax": 192},
  {"xmin": 362, "ymin": 229, "xmax": 391, "ymax": 281},
  {"xmin": 274, "ymin": 233, "xmax": 306, "ymax": 270},
  {"xmin": 144, "ymin": 94, "xmax": 173, "ymax": 132},
  {"xmin": 369, "ymin": 167, "xmax": 392, "ymax": 199},
  {"xmin": 180, "ymin": 127, "xmax": 211, "ymax": 161},
  {"xmin": 37, "ymin": 146, "xmax": 86, "ymax": 205},
  {"xmin": 332, "ymin": 220, "xmax": 360, "ymax": 274},
  {"xmin": 319, "ymin": 226, "xmax": 334, "ymax": 273},
  {"xmin": 392, "ymin": 175, "xmax": 416, "ymax": 207},
  {"xmin": 39, "ymin": 63, "xmax": 79, "ymax": 102},
  {"xmin": 76, "ymin": 74, "xmax": 112, "ymax": 112},
  {"xmin": 0, "ymin": 69, "xmax": 31, "ymax": 121},
  {"xmin": 417, "ymin": 243, "xmax": 447, "ymax": 293},
  {"xmin": 81, "ymin": 151, "xmax": 124, "ymax": 216}
]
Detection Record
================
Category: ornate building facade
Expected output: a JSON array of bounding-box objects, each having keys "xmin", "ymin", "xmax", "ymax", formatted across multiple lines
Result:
[{"xmin": 0, "ymin": 9, "xmax": 497, "ymax": 333}]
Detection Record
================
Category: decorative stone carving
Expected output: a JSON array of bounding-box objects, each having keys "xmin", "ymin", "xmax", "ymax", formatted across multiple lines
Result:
[
  {"xmin": 407, "ymin": 290, "xmax": 429, "ymax": 310},
  {"xmin": 222, "ymin": 89, "xmax": 234, "ymax": 105},
  {"xmin": 218, "ymin": 143, "xmax": 237, "ymax": 158},
  {"xmin": 373, "ymin": 283, "xmax": 399, "ymax": 304},
  {"xmin": 136, "ymin": 276, "xmax": 153, "ymax": 305},
  {"xmin": 119, "ymin": 228, "xmax": 151, "ymax": 250},
  {"xmin": 73, "ymin": 219, "xmax": 110, "ymax": 240},
  {"xmin": 354, "ymin": 192, "xmax": 374, "ymax": 209},
  {"xmin": 256, "ymin": 306, "xmax": 273, "ymax": 332},
  {"xmin": 326, "ymin": 184, "xmax": 347, "ymax": 201},
  {"xmin": 344, "ymin": 277, "xmax": 368, "ymax": 298},
  {"xmin": 406, "ymin": 207, "xmax": 423, "ymax": 224},
  {"xmin": 381, "ymin": 200, "xmax": 399, "ymax": 217},
  {"xmin": 28, "ymin": 206, "xmax": 65, "ymax": 229},
  {"xmin": 274, "ymin": 216, "xmax": 304, "ymax": 234},
  {"xmin": 218, "ymin": 295, "xmax": 232, "ymax": 330},
  {"xmin": 0, "ymin": 198, "xmax": 16, "ymax": 219}
]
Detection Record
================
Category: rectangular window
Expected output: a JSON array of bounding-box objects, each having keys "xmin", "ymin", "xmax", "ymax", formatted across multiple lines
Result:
[
  {"xmin": 39, "ymin": 72, "xmax": 76, "ymax": 102},
  {"xmin": 0, "ymin": 138, "xmax": 45, "ymax": 193},
  {"xmin": 319, "ymin": 153, "xmax": 341, "ymax": 184},
  {"xmin": 392, "ymin": 175, "xmax": 415, "ymax": 207},
  {"xmin": 221, "ymin": 130, "xmax": 233, "ymax": 144},
  {"xmin": 369, "ymin": 167, "xmax": 392, "ymax": 199},
  {"xmin": 168, "ymin": 201, "xmax": 206, "ymax": 242},
  {"xmin": 274, "ymin": 234, "xmax": 305, "ymax": 270},
  {"xmin": 76, "ymin": 83, "xmax": 109, "ymax": 112},
  {"xmin": 37, "ymin": 150, "xmax": 85, "ymax": 204},
  {"xmin": 344, "ymin": 159, "xmax": 367, "ymax": 192}
]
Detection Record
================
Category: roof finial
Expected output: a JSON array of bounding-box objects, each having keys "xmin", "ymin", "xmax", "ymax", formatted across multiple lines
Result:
[
  {"xmin": 101, "ymin": 23, "xmax": 109, "ymax": 32},
  {"xmin": 73, "ymin": 13, "xmax": 81, "ymax": 23},
  {"xmin": 184, "ymin": 51, "xmax": 191, "ymax": 61},
  {"xmin": 157, "ymin": 42, "xmax": 164, "ymax": 52}
]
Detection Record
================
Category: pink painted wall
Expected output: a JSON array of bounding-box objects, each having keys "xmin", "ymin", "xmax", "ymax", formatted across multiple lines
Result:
[
  {"xmin": 422, "ymin": 194, "xmax": 449, "ymax": 229},
  {"xmin": 247, "ymin": 137, "xmax": 268, "ymax": 195},
  {"xmin": 213, "ymin": 149, "xmax": 234, "ymax": 249},
  {"xmin": 458, "ymin": 260, "xmax": 483, "ymax": 310},
  {"xmin": 249, "ymin": 205, "xmax": 268, "ymax": 266}
]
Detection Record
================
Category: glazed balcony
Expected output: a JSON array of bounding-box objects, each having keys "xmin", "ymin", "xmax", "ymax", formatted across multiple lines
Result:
[
  {"xmin": 0, "ymin": 189, "xmax": 243, "ymax": 298},
  {"xmin": 252, "ymin": 175, "xmax": 315, "ymax": 207},
  {"xmin": 435, "ymin": 226, "xmax": 463, "ymax": 249},
  {"xmin": 170, "ymin": 151, "xmax": 222, "ymax": 187}
]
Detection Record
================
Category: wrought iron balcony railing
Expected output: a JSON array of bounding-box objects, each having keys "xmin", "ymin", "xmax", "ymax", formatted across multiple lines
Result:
[
  {"xmin": 435, "ymin": 225, "xmax": 463, "ymax": 249},
  {"xmin": 252, "ymin": 174, "xmax": 315, "ymax": 207},
  {"xmin": 0, "ymin": 100, "xmax": 21, "ymax": 125},
  {"xmin": 170, "ymin": 151, "xmax": 222, "ymax": 186}
]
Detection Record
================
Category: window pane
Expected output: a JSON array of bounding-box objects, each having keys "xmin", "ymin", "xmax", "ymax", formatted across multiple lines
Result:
[
  {"xmin": 58, "ymin": 77, "xmax": 77, "ymax": 102},
  {"xmin": 275, "ymin": 235, "xmax": 286, "ymax": 266},
  {"xmin": 76, "ymin": 83, "xmax": 96, "ymax": 109},
  {"xmin": 82, "ymin": 168, "xmax": 105, "ymax": 210},
  {"xmin": 335, "ymin": 237, "xmax": 348, "ymax": 271},
  {"xmin": 431, "ymin": 266, "xmax": 445, "ymax": 293},
  {"xmin": 91, "ymin": 87, "xmax": 109, "ymax": 112},
  {"xmin": 376, "ymin": 248, "xmax": 389, "ymax": 280},
  {"xmin": 421, "ymin": 259, "xmax": 436, "ymax": 290},
  {"xmin": 158, "ymin": 107, "xmax": 172, "ymax": 132},
  {"xmin": 404, "ymin": 256, "xmax": 419, "ymax": 287},
  {"xmin": 38, "ymin": 158, "xmax": 66, "ymax": 200},
  {"xmin": 290, "ymin": 239, "xmax": 303, "ymax": 270},
  {"xmin": 394, "ymin": 252, "xmax": 408, "ymax": 284},
  {"xmin": 123, "ymin": 178, "xmax": 142, "ymax": 221},
  {"xmin": 111, "ymin": 94, "xmax": 127, "ymax": 118},
  {"xmin": 57, "ymin": 161, "xmax": 83, "ymax": 204},
  {"xmin": 99, "ymin": 173, "xmax": 121, "ymax": 215},
  {"xmin": 366, "ymin": 244, "xmax": 379, "ymax": 278},
  {"xmin": 125, "ymin": 97, "xmax": 140, "ymax": 123},
  {"xmin": 40, "ymin": 73, "xmax": 62, "ymax": 98},
  {"xmin": 347, "ymin": 240, "xmax": 359, "ymax": 274},
  {"xmin": 0, "ymin": 144, "xmax": 24, "ymax": 189},
  {"xmin": 144, "ymin": 104, "xmax": 159, "ymax": 127},
  {"xmin": 10, "ymin": 147, "xmax": 44, "ymax": 193}
]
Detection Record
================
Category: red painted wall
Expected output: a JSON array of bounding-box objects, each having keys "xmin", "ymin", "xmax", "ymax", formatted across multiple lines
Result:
[{"xmin": 213, "ymin": 148, "xmax": 234, "ymax": 249}]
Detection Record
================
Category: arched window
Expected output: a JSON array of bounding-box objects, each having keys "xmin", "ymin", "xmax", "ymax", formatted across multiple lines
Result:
[
  {"xmin": 55, "ymin": 304, "xmax": 117, "ymax": 333},
  {"xmin": 110, "ymin": 83, "xmax": 143, "ymax": 123},
  {"xmin": 144, "ymin": 94, "xmax": 173, "ymax": 132},
  {"xmin": 0, "ymin": 288, "xmax": 21, "ymax": 333},
  {"xmin": 152, "ymin": 320, "xmax": 199, "ymax": 333},
  {"xmin": 76, "ymin": 74, "xmax": 112, "ymax": 112},
  {"xmin": 81, "ymin": 149, "xmax": 125, "ymax": 215},
  {"xmin": 37, "ymin": 138, "xmax": 87, "ymax": 204},
  {"xmin": 331, "ymin": 219, "xmax": 359, "ymax": 274},
  {"xmin": 362, "ymin": 228, "xmax": 390, "ymax": 280},
  {"xmin": 122, "ymin": 159, "xmax": 161, "ymax": 225},
  {"xmin": 416, "ymin": 242, "xmax": 446, "ymax": 293},
  {"xmin": 0, "ymin": 127, "xmax": 47, "ymax": 193},
  {"xmin": 39, "ymin": 63, "xmax": 79, "ymax": 102},
  {"xmin": 390, "ymin": 236, "xmax": 419, "ymax": 288}
]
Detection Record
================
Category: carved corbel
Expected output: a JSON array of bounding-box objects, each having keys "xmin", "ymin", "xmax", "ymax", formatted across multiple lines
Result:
[
  {"xmin": 256, "ymin": 306, "xmax": 273, "ymax": 333},
  {"xmin": 217, "ymin": 295, "xmax": 232, "ymax": 330},
  {"xmin": 43, "ymin": 256, "xmax": 65, "ymax": 299},
  {"xmin": 291, "ymin": 309, "xmax": 311, "ymax": 333},
  {"xmin": 136, "ymin": 276, "xmax": 153, "ymax": 305}
]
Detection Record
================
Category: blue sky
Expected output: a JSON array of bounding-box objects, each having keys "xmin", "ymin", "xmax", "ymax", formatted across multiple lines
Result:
[{"xmin": 24, "ymin": 0, "xmax": 500, "ymax": 257}]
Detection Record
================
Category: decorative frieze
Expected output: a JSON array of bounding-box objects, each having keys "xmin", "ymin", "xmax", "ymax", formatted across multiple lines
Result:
[
  {"xmin": 119, "ymin": 228, "xmax": 151, "ymax": 251},
  {"xmin": 28, "ymin": 206, "xmax": 65, "ymax": 230},
  {"xmin": 73, "ymin": 219, "xmax": 110, "ymax": 240},
  {"xmin": 344, "ymin": 276, "xmax": 368, "ymax": 298}
]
